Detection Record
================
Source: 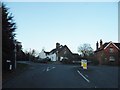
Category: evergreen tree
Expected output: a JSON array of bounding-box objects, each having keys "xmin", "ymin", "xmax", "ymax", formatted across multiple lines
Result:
[{"xmin": 2, "ymin": 3, "xmax": 16, "ymax": 71}]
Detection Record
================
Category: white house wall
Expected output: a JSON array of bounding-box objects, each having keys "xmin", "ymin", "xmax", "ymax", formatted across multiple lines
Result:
[
  {"xmin": 39, "ymin": 50, "xmax": 46, "ymax": 59},
  {"xmin": 49, "ymin": 53, "xmax": 56, "ymax": 61},
  {"xmin": 39, "ymin": 49, "xmax": 57, "ymax": 61}
]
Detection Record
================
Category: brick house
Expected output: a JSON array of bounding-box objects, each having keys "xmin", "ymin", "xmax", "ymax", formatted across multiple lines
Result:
[
  {"xmin": 94, "ymin": 40, "xmax": 120, "ymax": 65},
  {"xmin": 57, "ymin": 44, "xmax": 73, "ymax": 61}
]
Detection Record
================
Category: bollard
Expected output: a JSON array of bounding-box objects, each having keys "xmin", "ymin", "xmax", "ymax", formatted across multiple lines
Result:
[
  {"xmin": 6, "ymin": 60, "xmax": 12, "ymax": 70},
  {"xmin": 9, "ymin": 65, "xmax": 12, "ymax": 70},
  {"xmin": 83, "ymin": 60, "xmax": 87, "ymax": 69}
]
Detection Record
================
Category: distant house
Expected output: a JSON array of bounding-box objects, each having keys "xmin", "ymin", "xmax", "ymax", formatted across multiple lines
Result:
[
  {"xmin": 94, "ymin": 39, "xmax": 120, "ymax": 65},
  {"xmin": 55, "ymin": 43, "xmax": 73, "ymax": 61},
  {"xmin": 45, "ymin": 49, "xmax": 56, "ymax": 61},
  {"xmin": 39, "ymin": 43, "xmax": 80, "ymax": 62},
  {"xmin": 39, "ymin": 49, "xmax": 47, "ymax": 59}
]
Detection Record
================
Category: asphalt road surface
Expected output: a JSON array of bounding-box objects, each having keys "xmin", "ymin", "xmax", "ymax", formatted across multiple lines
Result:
[{"xmin": 2, "ymin": 61, "xmax": 119, "ymax": 88}]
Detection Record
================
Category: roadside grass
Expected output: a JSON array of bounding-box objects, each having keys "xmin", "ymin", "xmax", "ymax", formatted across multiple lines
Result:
[
  {"xmin": 17, "ymin": 63, "xmax": 29, "ymax": 70},
  {"xmin": 3, "ymin": 63, "xmax": 29, "ymax": 83}
]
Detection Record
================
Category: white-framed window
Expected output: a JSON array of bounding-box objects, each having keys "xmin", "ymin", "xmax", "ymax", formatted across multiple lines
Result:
[
  {"xmin": 109, "ymin": 56, "xmax": 115, "ymax": 61},
  {"xmin": 109, "ymin": 48, "xmax": 114, "ymax": 53},
  {"xmin": 64, "ymin": 50, "xmax": 67, "ymax": 55},
  {"xmin": 60, "ymin": 57, "xmax": 63, "ymax": 61}
]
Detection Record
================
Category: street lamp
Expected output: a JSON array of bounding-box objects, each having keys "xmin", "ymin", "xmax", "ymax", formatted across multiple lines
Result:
[{"xmin": 14, "ymin": 40, "xmax": 17, "ymax": 69}]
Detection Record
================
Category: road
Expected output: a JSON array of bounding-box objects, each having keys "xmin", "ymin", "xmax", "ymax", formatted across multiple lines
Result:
[{"xmin": 2, "ymin": 61, "xmax": 119, "ymax": 88}]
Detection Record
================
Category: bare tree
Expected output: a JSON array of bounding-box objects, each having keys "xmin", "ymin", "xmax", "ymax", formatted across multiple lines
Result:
[{"xmin": 78, "ymin": 43, "xmax": 94, "ymax": 57}]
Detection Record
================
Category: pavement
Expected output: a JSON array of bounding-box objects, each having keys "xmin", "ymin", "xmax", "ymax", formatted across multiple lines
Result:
[{"xmin": 2, "ymin": 61, "xmax": 119, "ymax": 88}]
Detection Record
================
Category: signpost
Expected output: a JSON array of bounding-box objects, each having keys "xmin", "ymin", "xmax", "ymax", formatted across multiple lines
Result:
[{"xmin": 6, "ymin": 60, "xmax": 12, "ymax": 70}]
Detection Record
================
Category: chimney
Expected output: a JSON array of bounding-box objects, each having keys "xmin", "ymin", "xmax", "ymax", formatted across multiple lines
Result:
[
  {"xmin": 56, "ymin": 43, "xmax": 60, "ymax": 50},
  {"xmin": 96, "ymin": 41, "xmax": 99, "ymax": 50},
  {"xmin": 100, "ymin": 39, "xmax": 103, "ymax": 48}
]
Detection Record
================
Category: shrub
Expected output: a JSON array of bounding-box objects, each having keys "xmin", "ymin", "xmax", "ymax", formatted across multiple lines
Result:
[
  {"xmin": 91, "ymin": 59, "xmax": 99, "ymax": 65},
  {"xmin": 62, "ymin": 59, "xmax": 73, "ymax": 64}
]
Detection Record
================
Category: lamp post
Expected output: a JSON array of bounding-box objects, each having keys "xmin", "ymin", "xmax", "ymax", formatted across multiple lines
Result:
[{"xmin": 14, "ymin": 40, "xmax": 17, "ymax": 69}]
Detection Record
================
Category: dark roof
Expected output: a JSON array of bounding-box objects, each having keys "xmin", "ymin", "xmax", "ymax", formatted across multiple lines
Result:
[
  {"xmin": 44, "ymin": 51, "xmax": 50, "ymax": 55},
  {"xmin": 49, "ymin": 45, "xmax": 73, "ymax": 54},
  {"xmin": 94, "ymin": 42, "xmax": 120, "ymax": 53},
  {"xmin": 114, "ymin": 43, "xmax": 120, "ymax": 49},
  {"xmin": 50, "ymin": 49, "xmax": 56, "ymax": 54},
  {"xmin": 102, "ymin": 43, "xmax": 109, "ymax": 48},
  {"xmin": 21, "ymin": 50, "xmax": 25, "ymax": 55},
  {"xmin": 58, "ymin": 45, "xmax": 73, "ymax": 54},
  {"xmin": 103, "ymin": 42, "xmax": 120, "ymax": 49},
  {"xmin": 72, "ymin": 53, "xmax": 79, "ymax": 56}
]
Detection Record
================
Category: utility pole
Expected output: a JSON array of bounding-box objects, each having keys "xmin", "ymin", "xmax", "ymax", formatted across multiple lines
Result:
[
  {"xmin": 14, "ymin": 40, "xmax": 17, "ymax": 69},
  {"xmin": 29, "ymin": 48, "xmax": 31, "ymax": 61}
]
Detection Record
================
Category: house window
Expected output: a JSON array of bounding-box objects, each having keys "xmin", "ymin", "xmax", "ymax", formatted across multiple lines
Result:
[
  {"xmin": 109, "ymin": 56, "xmax": 115, "ymax": 61},
  {"xmin": 64, "ymin": 50, "xmax": 67, "ymax": 55},
  {"xmin": 60, "ymin": 57, "xmax": 63, "ymax": 61},
  {"xmin": 109, "ymin": 48, "xmax": 114, "ymax": 53}
]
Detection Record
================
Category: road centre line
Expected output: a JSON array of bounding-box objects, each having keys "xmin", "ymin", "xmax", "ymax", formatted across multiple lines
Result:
[{"xmin": 77, "ymin": 70, "xmax": 90, "ymax": 83}]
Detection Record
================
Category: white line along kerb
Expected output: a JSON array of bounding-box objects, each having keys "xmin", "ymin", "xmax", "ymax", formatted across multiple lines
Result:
[{"xmin": 77, "ymin": 70, "xmax": 90, "ymax": 83}]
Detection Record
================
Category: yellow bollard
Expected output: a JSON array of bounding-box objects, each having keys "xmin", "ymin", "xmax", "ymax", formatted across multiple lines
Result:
[{"xmin": 83, "ymin": 60, "xmax": 87, "ymax": 69}]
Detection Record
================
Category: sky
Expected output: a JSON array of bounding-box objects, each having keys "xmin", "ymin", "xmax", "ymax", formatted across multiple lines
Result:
[{"xmin": 4, "ymin": 2, "xmax": 118, "ymax": 54}]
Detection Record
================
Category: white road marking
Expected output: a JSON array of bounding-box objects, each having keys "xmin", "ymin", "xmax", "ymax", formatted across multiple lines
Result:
[
  {"xmin": 43, "ymin": 67, "xmax": 56, "ymax": 72},
  {"xmin": 77, "ymin": 70, "xmax": 90, "ymax": 83},
  {"xmin": 46, "ymin": 67, "xmax": 50, "ymax": 72}
]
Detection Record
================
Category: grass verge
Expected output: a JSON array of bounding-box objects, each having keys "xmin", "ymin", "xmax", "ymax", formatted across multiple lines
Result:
[{"xmin": 3, "ymin": 63, "xmax": 29, "ymax": 84}]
